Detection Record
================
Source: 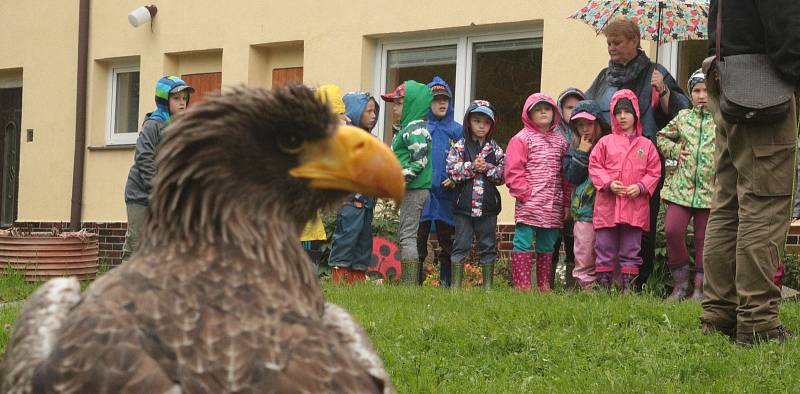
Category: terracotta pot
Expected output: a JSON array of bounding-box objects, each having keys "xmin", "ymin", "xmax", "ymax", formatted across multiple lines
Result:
[{"xmin": 0, "ymin": 232, "xmax": 98, "ymax": 281}]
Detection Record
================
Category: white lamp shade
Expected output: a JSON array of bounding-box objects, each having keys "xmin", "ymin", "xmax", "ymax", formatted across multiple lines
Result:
[{"xmin": 128, "ymin": 6, "xmax": 152, "ymax": 27}]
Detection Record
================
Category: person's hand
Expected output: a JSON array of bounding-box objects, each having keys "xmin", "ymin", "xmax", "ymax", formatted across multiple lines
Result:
[
  {"xmin": 625, "ymin": 184, "xmax": 641, "ymax": 198},
  {"xmin": 564, "ymin": 209, "xmax": 571, "ymax": 222},
  {"xmin": 474, "ymin": 157, "xmax": 487, "ymax": 172},
  {"xmin": 610, "ymin": 180, "xmax": 626, "ymax": 195},
  {"xmin": 578, "ymin": 134, "xmax": 593, "ymax": 152},
  {"xmin": 651, "ymin": 69, "xmax": 667, "ymax": 94},
  {"xmin": 442, "ymin": 178, "xmax": 455, "ymax": 189},
  {"xmin": 678, "ymin": 149, "xmax": 691, "ymax": 164}
]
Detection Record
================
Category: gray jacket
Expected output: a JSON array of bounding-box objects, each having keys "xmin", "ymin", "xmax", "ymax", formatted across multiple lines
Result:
[{"xmin": 124, "ymin": 118, "xmax": 167, "ymax": 206}]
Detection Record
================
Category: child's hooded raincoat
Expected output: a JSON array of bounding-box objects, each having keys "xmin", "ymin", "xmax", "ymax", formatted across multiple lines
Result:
[
  {"xmin": 342, "ymin": 91, "xmax": 380, "ymax": 209},
  {"xmin": 421, "ymin": 77, "xmax": 462, "ymax": 225},
  {"xmin": 301, "ymin": 84, "xmax": 347, "ymax": 242},
  {"xmin": 391, "ymin": 80, "xmax": 434, "ymax": 190},
  {"xmin": 446, "ymin": 101, "xmax": 505, "ymax": 218},
  {"xmin": 589, "ymin": 89, "xmax": 662, "ymax": 232},
  {"xmin": 124, "ymin": 76, "xmax": 191, "ymax": 206},
  {"xmin": 657, "ymin": 104, "xmax": 716, "ymax": 209},
  {"xmin": 504, "ymin": 93, "xmax": 568, "ymax": 228}
]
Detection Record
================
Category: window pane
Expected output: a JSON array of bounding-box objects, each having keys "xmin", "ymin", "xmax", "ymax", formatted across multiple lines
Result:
[
  {"xmin": 471, "ymin": 38, "xmax": 542, "ymax": 147},
  {"xmin": 677, "ymin": 40, "xmax": 708, "ymax": 92},
  {"xmin": 114, "ymin": 71, "xmax": 140, "ymax": 135},
  {"xmin": 383, "ymin": 45, "xmax": 457, "ymax": 145}
]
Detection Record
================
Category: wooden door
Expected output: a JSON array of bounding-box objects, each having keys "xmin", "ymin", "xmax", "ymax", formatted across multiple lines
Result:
[
  {"xmin": 180, "ymin": 72, "xmax": 222, "ymax": 107},
  {"xmin": 0, "ymin": 87, "xmax": 21, "ymax": 228},
  {"xmin": 272, "ymin": 67, "xmax": 303, "ymax": 89}
]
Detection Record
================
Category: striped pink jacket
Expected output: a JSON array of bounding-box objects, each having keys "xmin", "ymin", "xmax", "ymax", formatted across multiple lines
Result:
[{"xmin": 504, "ymin": 93, "xmax": 568, "ymax": 228}]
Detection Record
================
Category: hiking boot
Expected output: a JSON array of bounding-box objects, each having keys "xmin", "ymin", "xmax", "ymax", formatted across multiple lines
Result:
[
  {"xmin": 667, "ymin": 264, "xmax": 691, "ymax": 301},
  {"xmin": 401, "ymin": 260, "xmax": 419, "ymax": 286},
  {"xmin": 451, "ymin": 262, "xmax": 464, "ymax": 289},
  {"xmin": 511, "ymin": 251, "xmax": 533, "ymax": 292},
  {"xmin": 701, "ymin": 320, "xmax": 736, "ymax": 340},
  {"xmin": 691, "ymin": 272, "xmax": 705, "ymax": 300},
  {"xmin": 736, "ymin": 325, "xmax": 795, "ymax": 346},
  {"xmin": 482, "ymin": 263, "xmax": 494, "ymax": 290},
  {"xmin": 536, "ymin": 253, "xmax": 553, "ymax": 293}
]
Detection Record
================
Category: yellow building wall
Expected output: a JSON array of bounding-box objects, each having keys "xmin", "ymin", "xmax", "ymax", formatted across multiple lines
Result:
[
  {"xmin": 0, "ymin": 2, "xmax": 78, "ymax": 222},
  {"xmin": 2, "ymin": 0, "xmax": 639, "ymax": 224}
]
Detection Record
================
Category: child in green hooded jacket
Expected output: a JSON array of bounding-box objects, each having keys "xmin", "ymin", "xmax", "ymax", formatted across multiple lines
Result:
[{"xmin": 387, "ymin": 80, "xmax": 433, "ymax": 285}]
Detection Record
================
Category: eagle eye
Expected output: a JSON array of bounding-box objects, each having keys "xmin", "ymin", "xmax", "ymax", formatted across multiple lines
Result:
[{"xmin": 277, "ymin": 134, "xmax": 305, "ymax": 154}]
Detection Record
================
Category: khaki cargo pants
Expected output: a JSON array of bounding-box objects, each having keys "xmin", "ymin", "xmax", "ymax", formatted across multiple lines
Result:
[{"xmin": 700, "ymin": 74, "xmax": 799, "ymax": 334}]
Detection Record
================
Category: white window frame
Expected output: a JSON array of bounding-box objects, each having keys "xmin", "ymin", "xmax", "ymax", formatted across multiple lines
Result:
[
  {"xmin": 657, "ymin": 42, "xmax": 679, "ymax": 79},
  {"xmin": 373, "ymin": 27, "xmax": 543, "ymax": 142},
  {"xmin": 106, "ymin": 65, "xmax": 140, "ymax": 145}
]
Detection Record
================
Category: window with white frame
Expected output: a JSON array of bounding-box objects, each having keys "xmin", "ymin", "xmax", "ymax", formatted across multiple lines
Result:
[
  {"xmin": 657, "ymin": 40, "xmax": 708, "ymax": 95},
  {"xmin": 374, "ymin": 29, "xmax": 543, "ymax": 146},
  {"xmin": 107, "ymin": 65, "xmax": 140, "ymax": 145}
]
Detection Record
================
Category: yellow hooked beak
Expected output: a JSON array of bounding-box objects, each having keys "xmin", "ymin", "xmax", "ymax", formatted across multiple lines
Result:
[{"xmin": 289, "ymin": 125, "xmax": 405, "ymax": 204}]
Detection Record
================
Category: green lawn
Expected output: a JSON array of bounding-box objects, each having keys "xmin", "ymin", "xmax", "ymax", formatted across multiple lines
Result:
[
  {"xmin": 325, "ymin": 284, "xmax": 800, "ymax": 393},
  {"xmin": 1, "ymin": 276, "xmax": 798, "ymax": 393},
  {"xmin": 0, "ymin": 270, "xmax": 40, "ymax": 304}
]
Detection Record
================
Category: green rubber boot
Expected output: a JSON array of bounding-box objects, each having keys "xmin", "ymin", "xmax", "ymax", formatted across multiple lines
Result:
[
  {"xmin": 401, "ymin": 260, "xmax": 419, "ymax": 286},
  {"xmin": 482, "ymin": 264, "xmax": 494, "ymax": 290},
  {"xmin": 451, "ymin": 262, "xmax": 464, "ymax": 289}
]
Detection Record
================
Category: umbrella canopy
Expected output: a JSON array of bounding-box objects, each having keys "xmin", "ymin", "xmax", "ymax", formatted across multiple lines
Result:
[{"xmin": 569, "ymin": 0, "xmax": 709, "ymax": 45}]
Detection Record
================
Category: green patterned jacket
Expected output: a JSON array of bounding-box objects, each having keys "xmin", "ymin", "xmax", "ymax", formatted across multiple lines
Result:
[{"xmin": 657, "ymin": 106, "xmax": 716, "ymax": 208}]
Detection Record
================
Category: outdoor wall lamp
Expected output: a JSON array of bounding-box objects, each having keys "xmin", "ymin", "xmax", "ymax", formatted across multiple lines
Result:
[{"xmin": 128, "ymin": 5, "xmax": 157, "ymax": 28}]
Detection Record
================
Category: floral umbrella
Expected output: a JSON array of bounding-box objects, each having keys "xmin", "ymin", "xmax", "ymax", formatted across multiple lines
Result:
[{"xmin": 569, "ymin": 0, "xmax": 709, "ymax": 45}]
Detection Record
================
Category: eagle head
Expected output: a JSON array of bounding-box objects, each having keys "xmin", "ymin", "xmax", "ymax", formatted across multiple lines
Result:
[{"xmin": 145, "ymin": 85, "xmax": 404, "ymax": 250}]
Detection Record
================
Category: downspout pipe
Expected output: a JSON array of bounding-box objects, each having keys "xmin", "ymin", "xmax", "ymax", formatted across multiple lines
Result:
[{"xmin": 70, "ymin": 0, "xmax": 90, "ymax": 230}]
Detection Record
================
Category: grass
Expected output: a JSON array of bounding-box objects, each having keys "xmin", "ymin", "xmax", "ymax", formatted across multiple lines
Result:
[
  {"xmin": 0, "ymin": 303, "xmax": 21, "ymax": 353},
  {"xmin": 324, "ymin": 284, "xmax": 800, "ymax": 393},
  {"xmin": 0, "ymin": 270, "xmax": 40, "ymax": 303},
  {"xmin": 0, "ymin": 270, "xmax": 94, "ymax": 354},
  {"xmin": 1, "ymin": 273, "xmax": 798, "ymax": 393}
]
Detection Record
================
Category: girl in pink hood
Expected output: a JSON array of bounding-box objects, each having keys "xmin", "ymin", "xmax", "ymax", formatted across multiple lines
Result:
[
  {"xmin": 589, "ymin": 89, "xmax": 661, "ymax": 293},
  {"xmin": 505, "ymin": 93, "xmax": 569, "ymax": 292}
]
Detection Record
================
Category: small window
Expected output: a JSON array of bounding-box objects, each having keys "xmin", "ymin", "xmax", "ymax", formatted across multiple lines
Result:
[
  {"xmin": 381, "ymin": 45, "xmax": 457, "ymax": 145},
  {"xmin": 107, "ymin": 66, "xmax": 140, "ymax": 145},
  {"xmin": 469, "ymin": 38, "xmax": 543, "ymax": 146},
  {"xmin": 677, "ymin": 40, "xmax": 708, "ymax": 92},
  {"xmin": 374, "ymin": 29, "xmax": 543, "ymax": 146}
]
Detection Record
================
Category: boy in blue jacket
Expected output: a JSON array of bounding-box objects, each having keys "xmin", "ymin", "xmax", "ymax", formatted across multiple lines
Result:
[{"xmin": 327, "ymin": 92, "xmax": 380, "ymax": 284}]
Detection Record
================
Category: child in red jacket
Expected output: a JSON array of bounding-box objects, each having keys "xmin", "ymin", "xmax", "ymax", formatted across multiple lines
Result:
[{"xmin": 588, "ymin": 89, "xmax": 662, "ymax": 293}]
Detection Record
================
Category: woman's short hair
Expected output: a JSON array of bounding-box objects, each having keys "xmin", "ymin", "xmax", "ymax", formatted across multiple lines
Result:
[{"xmin": 605, "ymin": 18, "xmax": 641, "ymax": 44}]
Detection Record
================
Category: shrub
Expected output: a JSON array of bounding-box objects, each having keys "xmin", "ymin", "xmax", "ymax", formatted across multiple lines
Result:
[{"xmin": 782, "ymin": 252, "xmax": 800, "ymax": 290}]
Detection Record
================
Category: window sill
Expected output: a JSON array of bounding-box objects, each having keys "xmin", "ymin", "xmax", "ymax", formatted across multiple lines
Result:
[{"xmin": 87, "ymin": 144, "xmax": 136, "ymax": 151}]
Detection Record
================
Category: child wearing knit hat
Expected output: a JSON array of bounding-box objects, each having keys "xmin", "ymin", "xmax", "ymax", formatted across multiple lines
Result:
[{"xmin": 656, "ymin": 69, "xmax": 716, "ymax": 300}]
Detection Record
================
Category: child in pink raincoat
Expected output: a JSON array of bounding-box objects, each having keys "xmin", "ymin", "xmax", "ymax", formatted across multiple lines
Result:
[
  {"xmin": 505, "ymin": 93, "xmax": 568, "ymax": 292},
  {"xmin": 589, "ymin": 89, "xmax": 661, "ymax": 293}
]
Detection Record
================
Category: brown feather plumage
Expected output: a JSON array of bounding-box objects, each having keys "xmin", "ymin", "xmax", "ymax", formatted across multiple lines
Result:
[{"xmin": 1, "ymin": 86, "xmax": 394, "ymax": 393}]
